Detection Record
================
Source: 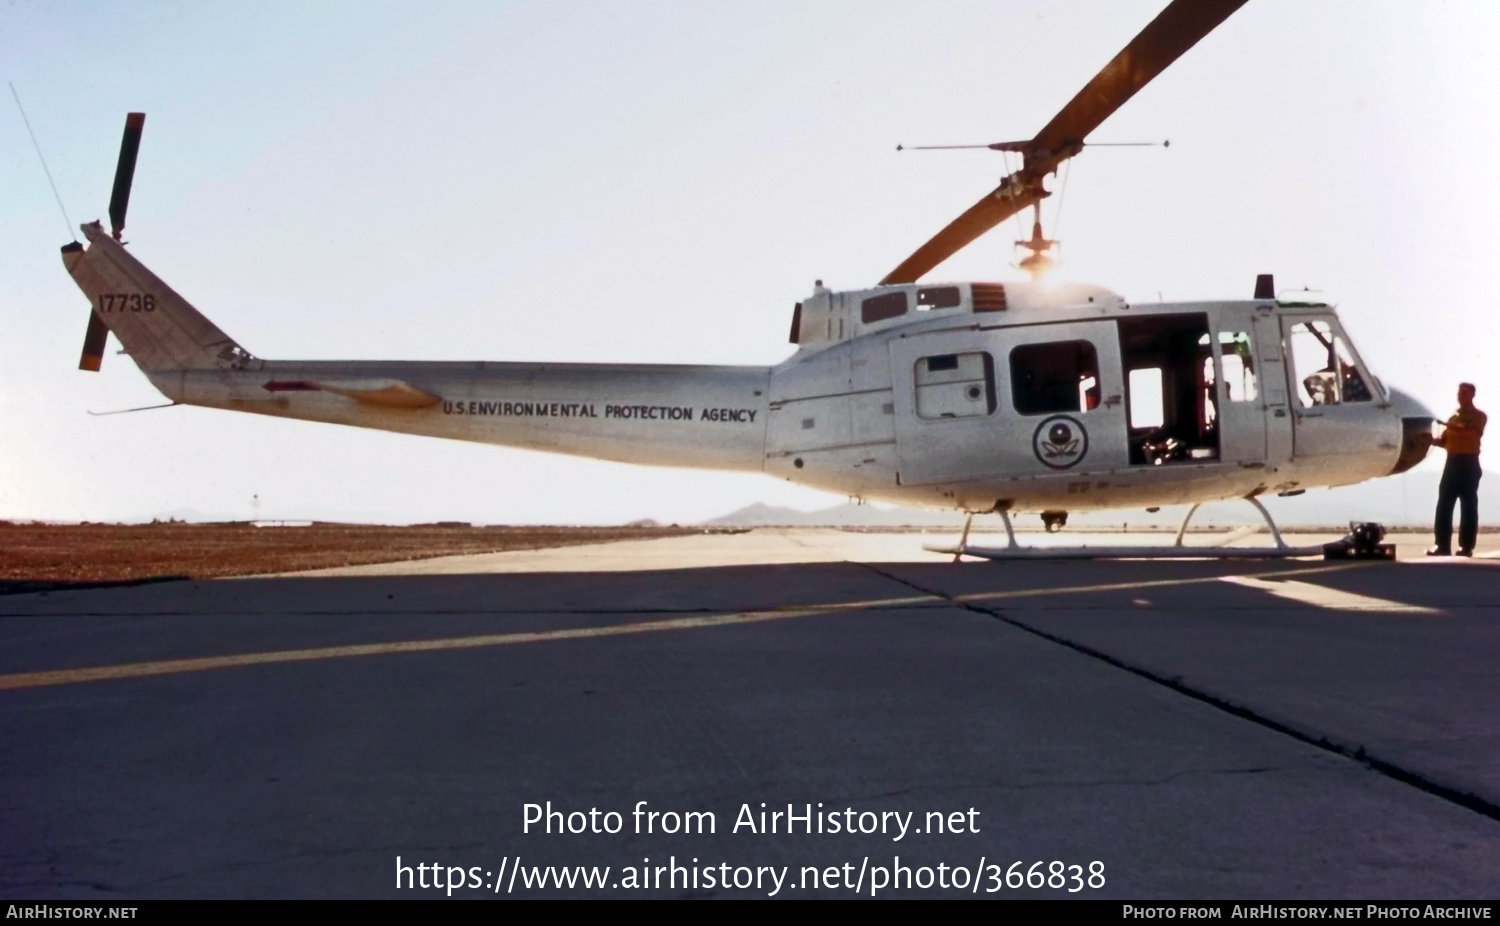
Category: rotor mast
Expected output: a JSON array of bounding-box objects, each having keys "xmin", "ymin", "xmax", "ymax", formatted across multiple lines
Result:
[{"xmin": 1016, "ymin": 205, "xmax": 1056, "ymax": 280}]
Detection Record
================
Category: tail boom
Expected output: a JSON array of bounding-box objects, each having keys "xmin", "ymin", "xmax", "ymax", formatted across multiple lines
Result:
[
  {"xmin": 65, "ymin": 221, "xmax": 770, "ymax": 472},
  {"xmin": 166, "ymin": 361, "xmax": 771, "ymax": 471}
]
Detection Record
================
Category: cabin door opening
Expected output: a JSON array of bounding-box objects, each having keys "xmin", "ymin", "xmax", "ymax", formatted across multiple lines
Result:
[{"xmin": 1117, "ymin": 314, "xmax": 1220, "ymax": 465}]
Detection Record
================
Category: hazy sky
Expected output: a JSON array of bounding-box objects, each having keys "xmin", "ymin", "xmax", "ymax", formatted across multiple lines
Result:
[{"xmin": 3, "ymin": 1, "xmax": 1498, "ymax": 524}]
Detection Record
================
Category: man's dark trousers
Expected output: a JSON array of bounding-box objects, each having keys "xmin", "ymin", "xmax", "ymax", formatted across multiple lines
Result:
[{"xmin": 1435, "ymin": 454, "xmax": 1482, "ymax": 552}]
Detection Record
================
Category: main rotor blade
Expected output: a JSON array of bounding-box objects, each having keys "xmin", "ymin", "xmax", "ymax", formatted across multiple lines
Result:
[
  {"xmin": 1028, "ymin": 0, "xmax": 1247, "ymax": 166},
  {"xmin": 881, "ymin": 0, "xmax": 1247, "ymax": 283},
  {"xmin": 880, "ymin": 175, "xmax": 1041, "ymax": 285},
  {"xmin": 108, "ymin": 112, "xmax": 145, "ymax": 240}
]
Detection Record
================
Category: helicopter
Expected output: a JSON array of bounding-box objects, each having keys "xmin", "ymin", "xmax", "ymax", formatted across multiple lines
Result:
[{"xmin": 59, "ymin": 0, "xmax": 1435, "ymax": 559}]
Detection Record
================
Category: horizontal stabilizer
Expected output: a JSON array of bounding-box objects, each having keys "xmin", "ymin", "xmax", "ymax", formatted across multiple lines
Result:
[{"xmin": 263, "ymin": 378, "xmax": 441, "ymax": 409}]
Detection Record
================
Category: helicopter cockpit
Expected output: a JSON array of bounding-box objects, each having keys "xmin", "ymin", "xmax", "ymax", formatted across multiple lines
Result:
[{"xmin": 1285, "ymin": 318, "xmax": 1375, "ymax": 407}]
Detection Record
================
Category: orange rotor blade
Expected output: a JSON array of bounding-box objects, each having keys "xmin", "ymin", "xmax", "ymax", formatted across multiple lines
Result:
[{"xmin": 882, "ymin": 0, "xmax": 1249, "ymax": 284}]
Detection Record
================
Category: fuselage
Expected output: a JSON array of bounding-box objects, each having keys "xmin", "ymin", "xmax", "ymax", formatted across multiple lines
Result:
[
  {"xmin": 157, "ymin": 281, "xmax": 1432, "ymax": 516},
  {"xmin": 64, "ymin": 225, "xmax": 1432, "ymax": 515}
]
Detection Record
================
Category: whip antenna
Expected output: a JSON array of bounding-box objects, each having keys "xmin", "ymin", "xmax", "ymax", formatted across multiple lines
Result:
[{"xmin": 8, "ymin": 81, "xmax": 76, "ymax": 242}]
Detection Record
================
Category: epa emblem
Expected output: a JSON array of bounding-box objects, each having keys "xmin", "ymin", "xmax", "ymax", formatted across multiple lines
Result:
[{"xmin": 1032, "ymin": 415, "xmax": 1089, "ymax": 469}]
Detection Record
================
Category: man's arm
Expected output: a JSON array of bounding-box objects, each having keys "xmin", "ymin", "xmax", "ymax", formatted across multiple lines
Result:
[
  {"xmin": 1437, "ymin": 412, "xmax": 1484, "ymax": 449},
  {"xmin": 1435, "ymin": 415, "xmax": 1463, "ymax": 448}
]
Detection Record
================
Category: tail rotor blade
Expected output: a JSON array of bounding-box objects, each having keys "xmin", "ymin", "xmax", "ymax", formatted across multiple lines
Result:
[
  {"xmin": 79, "ymin": 312, "xmax": 109, "ymax": 372},
  {"xmin": 108, "ymin": 112, "xmax": 145, "ymax": 240}
]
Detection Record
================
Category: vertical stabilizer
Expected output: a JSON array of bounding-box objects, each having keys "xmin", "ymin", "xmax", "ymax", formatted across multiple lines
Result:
[{"xmin": 63, "ymin": 221, "xmax": 251, "ymax": 372}]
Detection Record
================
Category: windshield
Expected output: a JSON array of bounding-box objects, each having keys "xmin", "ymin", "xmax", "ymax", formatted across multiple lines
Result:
[{"xmin": 1285, "ymin": 316, "xmax": 1380, "ymax": 407}]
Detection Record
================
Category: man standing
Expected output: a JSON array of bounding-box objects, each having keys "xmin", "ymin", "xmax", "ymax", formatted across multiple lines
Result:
[{"xmin": 1430, "ymin": 382, "xmax": 1487, "ymax": 557}]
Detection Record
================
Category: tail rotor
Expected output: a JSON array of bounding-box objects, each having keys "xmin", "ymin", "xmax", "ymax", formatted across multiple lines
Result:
[{"xmin": 80, "ymin": 112, "xmax": 145, "ymax": 372}]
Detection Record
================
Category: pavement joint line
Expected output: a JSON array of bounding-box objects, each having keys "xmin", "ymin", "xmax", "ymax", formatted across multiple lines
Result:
[
  {"xmin": 0, "ymin": 593, "xmax": 945, "ymax": 692},
  {"xmin": 855, "ymin": 561, "xmax": 1500, "ymax": 828}
]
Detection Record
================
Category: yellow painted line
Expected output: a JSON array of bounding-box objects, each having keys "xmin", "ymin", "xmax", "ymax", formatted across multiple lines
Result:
[
  {"xmin": 0, "ymin": 594, "xmax": 943, "ymax": 693},
  {"xmin": 0, "ymin": 561, "xmax": 1402, "ymax": 694},
  {"xmin": 1218, "ymin": 575, "xmax": 1439, "ymax": 614}
]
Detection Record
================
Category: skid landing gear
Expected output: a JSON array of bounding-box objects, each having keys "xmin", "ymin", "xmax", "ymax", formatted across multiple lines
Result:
[{"xmin": 927, "ymin": 497, "xmax": 1367, "ymax": 561}]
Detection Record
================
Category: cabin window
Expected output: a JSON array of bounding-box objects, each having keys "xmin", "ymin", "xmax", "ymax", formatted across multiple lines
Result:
[
  {"xmin": 1286, "ymin": 320, "xmax": 1372, "ymax": 406},
  {"xmin": 915, "ymin": 352, "xmax": 996, "ymax": 419},
  {"xmin": 1010, "ymin": 341, "xmax": 1098, "ymax": 415},
  {"xmin": 1118, "ymin": 314, "xmax": 1219, "ymax": 465},
  {"xmin": 917, "ymin": 286, "xmax": 962, "ymax": 311},
  {"xmin": 1128, "ymin": 368, "xmax": 1165, "ymax": 429},
  {"xmin": 862, "ymin": 291, "xmax": 908, "ymax": 324},
  {"xmin": 1217, "ymin": 331, "xmax": 1258, "ymax": 401}
]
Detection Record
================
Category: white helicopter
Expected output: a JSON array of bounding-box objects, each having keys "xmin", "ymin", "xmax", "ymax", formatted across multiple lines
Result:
[{"xmin": 61, "ymin": 0, "xmax": 1433, "ymax": 559}]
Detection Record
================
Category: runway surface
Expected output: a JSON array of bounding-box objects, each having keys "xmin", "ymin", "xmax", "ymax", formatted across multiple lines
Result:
[{"xmin": 2, "ymin": 529, "xmax": 1498, "ymax": 899}]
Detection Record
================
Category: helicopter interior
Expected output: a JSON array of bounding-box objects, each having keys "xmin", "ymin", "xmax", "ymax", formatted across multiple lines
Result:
[{"xmin": 1119, "ymin": 313, "xmax": 1219, "ymax": 465}]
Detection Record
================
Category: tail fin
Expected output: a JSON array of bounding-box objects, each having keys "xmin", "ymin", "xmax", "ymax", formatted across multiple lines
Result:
[{"xmin": 62, "ymin": 221, "xmax": 252, "ymax": 372}]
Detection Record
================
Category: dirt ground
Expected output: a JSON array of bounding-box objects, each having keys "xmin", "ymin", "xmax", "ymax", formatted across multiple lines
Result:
[{"xmin": 0, "ymin": 522, "xmax": 709, "ymax": 587}]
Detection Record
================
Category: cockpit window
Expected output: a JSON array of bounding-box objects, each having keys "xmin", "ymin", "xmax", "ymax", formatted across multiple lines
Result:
[
  {"xmin": 1334, "ymin": 336, "xmax": 1372, "ymax": 401},
  {"xmin": 861, "ymin": 291, "xmax": 908, "ymax": 324},
  {"xmin": 1287, "ymin": 319, "xmax": 1372, "ymax": 407},
  {"xmin": 916, "ymin": 287, "xmax": 962, "ymax": 311}
]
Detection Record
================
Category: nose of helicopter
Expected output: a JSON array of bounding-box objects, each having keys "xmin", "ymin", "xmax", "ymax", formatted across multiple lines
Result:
[{"xmin": 1386, "ymin": 386, "xmax": 1435, "ymax": 475}]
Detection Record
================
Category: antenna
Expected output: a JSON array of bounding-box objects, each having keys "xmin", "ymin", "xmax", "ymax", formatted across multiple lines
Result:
[
  {"xmin": 85, "ymin": 401, "xmax": 181, "ymax": 417},
  {"xmin": 8, "ymin": 81, "xmax": 76, "ymax": 242}
]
